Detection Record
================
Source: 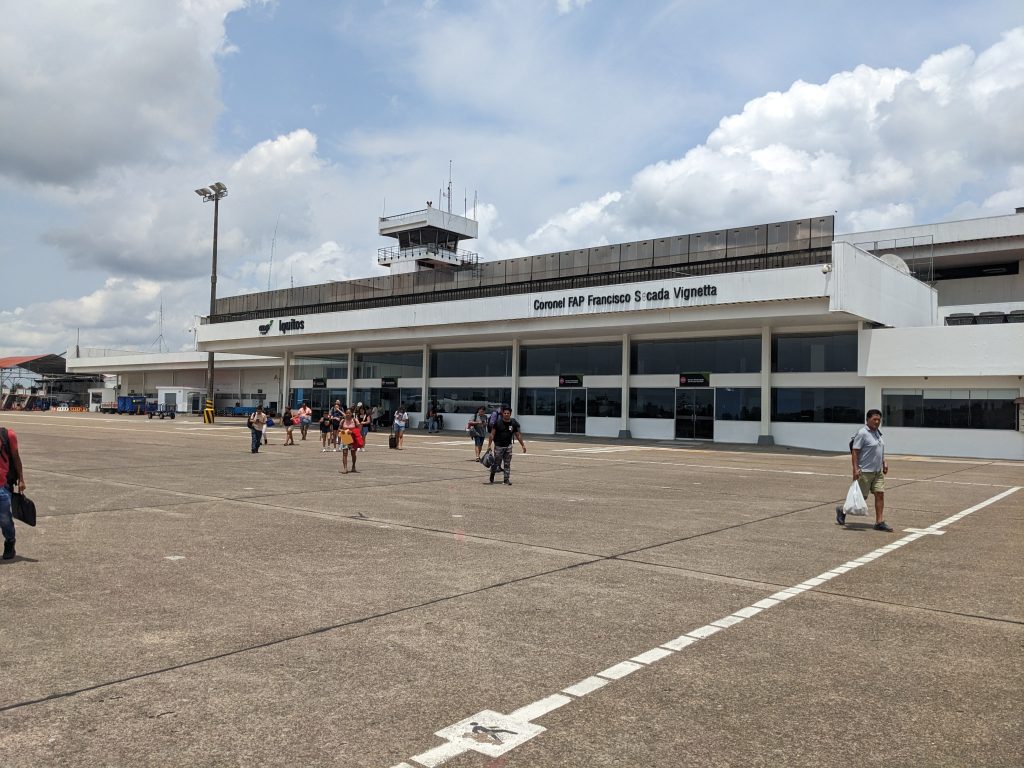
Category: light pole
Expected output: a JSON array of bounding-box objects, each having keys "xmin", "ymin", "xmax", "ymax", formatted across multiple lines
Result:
[{"xmin": 195, "ymin": 182, "xmax": 228, "ymax": 420}]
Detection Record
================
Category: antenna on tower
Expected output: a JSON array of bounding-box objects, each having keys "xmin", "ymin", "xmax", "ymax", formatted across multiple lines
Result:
[
  {"xmin": 153, "ymin": 296, "xmax": 166, "ymax": 352},
  {"xmin": 267, "ymin": 214, "xmax": 280, "ymax": 292},
  {"xmin": 446, "ymin": 160, "xmax": 453, "ymax": 214}
]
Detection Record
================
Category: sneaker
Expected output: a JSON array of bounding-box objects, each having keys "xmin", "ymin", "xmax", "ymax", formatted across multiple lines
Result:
[
  {"xmin": 835, "ymin": 505, "xmax": 846, "ymax": 526},
  {"xmin": 322, "ymin": 448, "xmax": 328, "ymax": 453},
  {"xmin": 503, "ymin": 479, "xmax": 511, "ymax": 486},
  {"xmin": 3, "ymin": 540, "xmax": 15, "ymax": 560},
  {"xmin": 873, "ymin": 521, "xmax": 894, "ymax": 532}
]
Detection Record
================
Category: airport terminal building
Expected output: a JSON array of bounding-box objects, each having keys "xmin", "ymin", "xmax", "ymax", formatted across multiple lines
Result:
[{"xmin": 68, "ymin": 207, "xmax": 1024, "ymax": 460}]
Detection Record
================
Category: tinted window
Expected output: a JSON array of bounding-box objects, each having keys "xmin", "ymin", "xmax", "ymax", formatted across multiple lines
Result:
[
  {"xmin": 772, "ymin": 332, "xmax": 857, "ymax": 372},
  {"xmin": 520, "ymin": 343, "xmax": 621, "ymax": 376},
  {"xmin": 518, "ymin": 388, "xmax": 556, "ymax": 416},
  {"xmin": 771, "ymin": 388, "xmax": 864, "ymax": 423},
  {"xmin": 428, "ymin": 387, "xmax": 511, "ymax": 414},
  {"xmin": 353, "ymin": 351, "xmax": 422, "ymax": 378},
  {"xmin": 587, "ymin": 387, "xmax": 622, "ymax": 418},
  {"xmin": 715, "ymin": 388, "xmax": 761, "ymax": 421},
  {"xmin": 291, "ymin": 355, "xmax": 348, "ymax": 380},
  {"xmin": 430, "ymin": 348, "xmax": 512, "ymax": 377},
  {"xmin": 400, "ymin": 388, "xmax": 422, "ymax": 412},
  {"xmin": 630, "ymin": 336, "xmax": 760, "ymax": 374},
  {"xmin": 884, "ymin": 389, "xmax": 1017, "ymax": 429},
  {"xmin": 629, "ymin": 388, "xmax": 675, "ymax": 418}
]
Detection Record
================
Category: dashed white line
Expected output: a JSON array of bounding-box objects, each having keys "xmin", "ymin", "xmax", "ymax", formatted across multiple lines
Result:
[{"xmin": 393, "ymin": 485, "xmax": 1020, "ymax": 767}]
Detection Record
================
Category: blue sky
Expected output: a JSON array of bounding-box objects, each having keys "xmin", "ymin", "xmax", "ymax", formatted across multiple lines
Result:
[{"xmin": 1, "ymin": 0, "xmax": 1022, "ymax": 355}]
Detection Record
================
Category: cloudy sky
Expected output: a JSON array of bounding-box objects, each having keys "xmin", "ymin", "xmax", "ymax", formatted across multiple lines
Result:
[{"xmin": 1, "ymin": 0, "xmax": 1022, "ymax": 356}]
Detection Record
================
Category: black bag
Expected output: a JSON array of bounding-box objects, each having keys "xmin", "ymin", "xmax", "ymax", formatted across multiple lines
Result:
[
  {"xmin": 12, "ymin": 493, "xmax": 36, "ymax": 527},
  {"xmin": 481, "ymin": 449, "xmax": 494, "ymax": 469},
  {"xmin": 388, "ymin": 433, "xmax": 398, "ymax": 449}
]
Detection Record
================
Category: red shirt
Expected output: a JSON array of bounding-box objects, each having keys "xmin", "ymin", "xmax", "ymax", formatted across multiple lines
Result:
[{"xmin": 0, "ymin": 427, "xmax": 18, "ymax": 487}]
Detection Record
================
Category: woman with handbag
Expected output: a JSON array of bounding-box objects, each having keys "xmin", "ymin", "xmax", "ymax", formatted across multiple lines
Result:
[
  {"xmin": 282, "ymin": 407, "xmax": 296, "ymax": 446},
  {"xmin": 339, "ymin": 408, "xmax": 361, "ymax": 473}
]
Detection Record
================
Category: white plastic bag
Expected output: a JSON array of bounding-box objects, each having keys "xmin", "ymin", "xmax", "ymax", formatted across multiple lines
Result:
[{"xmin": 843, "ymin": 480, "xmax": 869, "ymax": 516}]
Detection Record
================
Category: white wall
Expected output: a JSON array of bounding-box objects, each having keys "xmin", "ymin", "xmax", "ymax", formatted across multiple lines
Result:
[
  {"xmin": 770, "ymin": 422, "xmax": 863, "ymax": 453},
  {"xmin": 883, "ymin": 428, "xmax": 1023, "ymax": 460},
  {"xmin": 860, "ymin": 325, "xmax": 1024, "ymax": 377},
  {"xmin": 831, "ymin": 242, "xmax": 938, "ymax": 327},
  {"xmin": 714, "ymin": 421, "xmax": 760, "ymax": 445},
  {"xmin": 937, "ymin": 267, "xmax": 1024, "ymax": 307}
]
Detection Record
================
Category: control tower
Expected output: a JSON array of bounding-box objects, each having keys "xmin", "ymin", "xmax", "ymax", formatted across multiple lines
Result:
[{"xmin": 377, "ymin": 202, "xmax": 479, "ymax": 275}]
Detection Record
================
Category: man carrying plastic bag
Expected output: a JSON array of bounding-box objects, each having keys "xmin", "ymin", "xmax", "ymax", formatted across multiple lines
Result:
[{"xmin": 836, "ymin": 409, "xmax": 892, "ymax": 531}]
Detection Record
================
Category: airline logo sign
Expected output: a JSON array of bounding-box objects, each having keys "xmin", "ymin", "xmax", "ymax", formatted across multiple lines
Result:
[{"xmin": 257, "ymin": 318, "xmax": 306, "ymax": 335}]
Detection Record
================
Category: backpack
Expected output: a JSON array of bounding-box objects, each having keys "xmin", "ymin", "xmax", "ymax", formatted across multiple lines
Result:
[
  {"xmin": 487, "ymin": 409, "xmax": 501, "ymax": 429},
  {"xmin": 0, "ymin": 427, "xmax": 19, "ymax": 490}
]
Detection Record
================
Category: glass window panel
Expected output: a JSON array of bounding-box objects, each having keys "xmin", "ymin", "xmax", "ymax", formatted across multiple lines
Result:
[
  {"xmin": 400, "ymin": 388, "xmax": 422, "ymax": 412},
  {"xmin": 430, "ymin": 348, "xmax": 512, "ymax": 377},
  {"xmin": 291, "ymin": 355, "xmax": 348, "ymax": 380},
  {"xmin": 428, "ymin": 387, "xmax": 511, "ymax": 414},
  {"xmin": 519, "ymin": 343, "xmax": 621, "ymax": 376},
  {"xmin": 715, "ymin": 387, "xmax": 761, "ymax": 421},
  {"xmin": 971, "ymin": 398, "xmax": 1016, "ymax": 429},
  {"xmin": 353, "ymin": 351, "xmax": 422, "ymax": 379},
  {"xmin": 771, "ymin": 332, "xmax": 857, "ymax": 372},
  {"xmin": 518, "ymin": 388, "xmax": 556, "ymax": 416},
  {"xmin": 630, "ymin": 336, "xmax": 761, "ymax": 374},
  {"xmin": 628, "ymin": 388, "xmax": 674, "ymax": 418},
  {"xmin": 586, "ymin": 387, "xmax": 622, "ymax": 418},
  {"xmin": 771, "ymin": 388, "xmax": 864, "ymax": 423}
]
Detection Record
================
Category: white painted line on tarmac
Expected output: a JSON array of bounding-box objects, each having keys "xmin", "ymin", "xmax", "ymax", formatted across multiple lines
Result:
[
  {"xmin": 393, "ymin": 485, "xmax": 1021, "ymax": 767},
  {"xmin": 561, "ymin": 676, "xmax": 610, "ymax": 697},
  {"xmin": 631, "ymin": 647, "xmax": 674, "ymax": 665},
  {"xmin": 596, "ymin": 660, "xmax": 643, "ymax": 680}
]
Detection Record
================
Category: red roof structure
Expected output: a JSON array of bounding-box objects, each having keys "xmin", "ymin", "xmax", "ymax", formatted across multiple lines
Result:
[{"xmin": 0, "ymin": 354, "xmax": 68, "ymax": 376}]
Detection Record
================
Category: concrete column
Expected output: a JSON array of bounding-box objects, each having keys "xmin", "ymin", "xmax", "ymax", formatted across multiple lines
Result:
[
  {"xmin": 346, "ymin": 347, "xmax": 354, "ymax": 406},
  {"xmin": 758, "ymin": 325, "xmax": 774, "ymax": 445},
  {"xmin": 511, "ymin": 339, "xmax": 520, "ymax": 413},
  {"xmin": 281, "ymin": 350, "xmax": 291, "ymax": 410},
  {"xmin": 422, "ymin": 344, "xmax": 430, "ymax": 415},
  {"xmin": 238, "ymin": 370, "xmax": 243, "ymax": 406},
  {"xmin": 619, "ymin": 332, "xmax": 632, "ymax": 439}
]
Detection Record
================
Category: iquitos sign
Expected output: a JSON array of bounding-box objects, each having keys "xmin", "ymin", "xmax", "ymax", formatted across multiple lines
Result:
[
  {"xmin": 533, "ymin": 283, "xmax": 717, "ymax": 312},
  {"xmin": 258, "ymin": 318, "xmax": 306, "ymax": 335}
]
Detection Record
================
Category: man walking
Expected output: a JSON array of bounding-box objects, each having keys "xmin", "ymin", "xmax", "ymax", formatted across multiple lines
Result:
[
  {"xmin": 837, "ymin": 409, "xmax": 892, "ymax": 531},
  {"xmin": 486, "ymin": 407, "xmax": 526, "ymax": 485},
  {"xmin": 249, "ymin": 406, "xmax": 267, "ymax": 454},
  {"xmin": 0, "ymin": 425, "xmax": 27, "ymax": 560}
]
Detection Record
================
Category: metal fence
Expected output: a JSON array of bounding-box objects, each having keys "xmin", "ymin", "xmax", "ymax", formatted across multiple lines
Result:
[{"xmin": 210, "ymin": 216, "xmax": 834, "ymax": 324}]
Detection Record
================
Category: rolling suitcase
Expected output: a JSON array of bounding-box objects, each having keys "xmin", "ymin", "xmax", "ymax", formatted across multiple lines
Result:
[{"xmin": 388, "ymin": 431, "xmax": 398, "ymax": 449}]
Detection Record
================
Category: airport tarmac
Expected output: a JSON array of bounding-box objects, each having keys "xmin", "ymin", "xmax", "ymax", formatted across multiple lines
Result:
[{"xmin": 0, "ymin": 411, "xmax": 1021, "ymax": 767}]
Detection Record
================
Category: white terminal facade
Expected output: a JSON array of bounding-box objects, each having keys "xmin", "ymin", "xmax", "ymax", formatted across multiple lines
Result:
[{"xmin": 68, "ymin": 206, "xmax": 1024, "ymax": 460}]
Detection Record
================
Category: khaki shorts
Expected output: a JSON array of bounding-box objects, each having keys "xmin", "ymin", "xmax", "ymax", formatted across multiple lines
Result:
[{"xmin": 858, "ymin": 471, "xmax": 885, "ymax": 496}]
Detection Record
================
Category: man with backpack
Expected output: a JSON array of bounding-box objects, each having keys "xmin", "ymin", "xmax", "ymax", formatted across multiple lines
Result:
[
  {"xmin": 485, "ymin": 406, "xmax": 526, "ymax": 485},
  {"xmin": 836, "ymin": 409, "xmax": 892, "ymax": 531},
  {"xmin": 0, "ymin": 425, "xmax": 27, "ymax": 560}
]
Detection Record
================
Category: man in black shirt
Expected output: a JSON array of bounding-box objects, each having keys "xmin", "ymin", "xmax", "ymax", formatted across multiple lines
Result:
[{"xmin": 486, "ymin": 407, "xmax": 526, "ymax": 485}]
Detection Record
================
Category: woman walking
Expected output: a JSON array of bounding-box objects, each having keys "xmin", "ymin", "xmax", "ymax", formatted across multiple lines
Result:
[
  {"xmin": 339, "ymin": 408, "xmax": 360, "ymax": 473},
  {"xmin": 282, "ymin": 407, "xmax": 296, "ymax": 446},
  {"xmin": 357, "ymin": 405, "xmax": 371, "ymax": 452},
  {"xmin": 469, "ymin": 406, "xmax": 488, "ymax": 461}
]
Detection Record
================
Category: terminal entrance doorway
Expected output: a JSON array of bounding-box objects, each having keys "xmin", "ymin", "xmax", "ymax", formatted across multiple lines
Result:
[
  {"xmin": 675, "ymin": 388, "xmax": 714, "ymax": 440},
  {"xmin": 555, "ymin": 388, "xmax": 586, "ymax": 434}
]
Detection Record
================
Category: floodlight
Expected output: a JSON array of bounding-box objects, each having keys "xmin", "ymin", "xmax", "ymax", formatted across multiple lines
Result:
[
  {"xmin": 211, "ymin": 182, "xmax": 227, "ymax": 192},
  {"xmin": 195, "ymin": 188, "xmax": 211, "ymax": 197}
]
